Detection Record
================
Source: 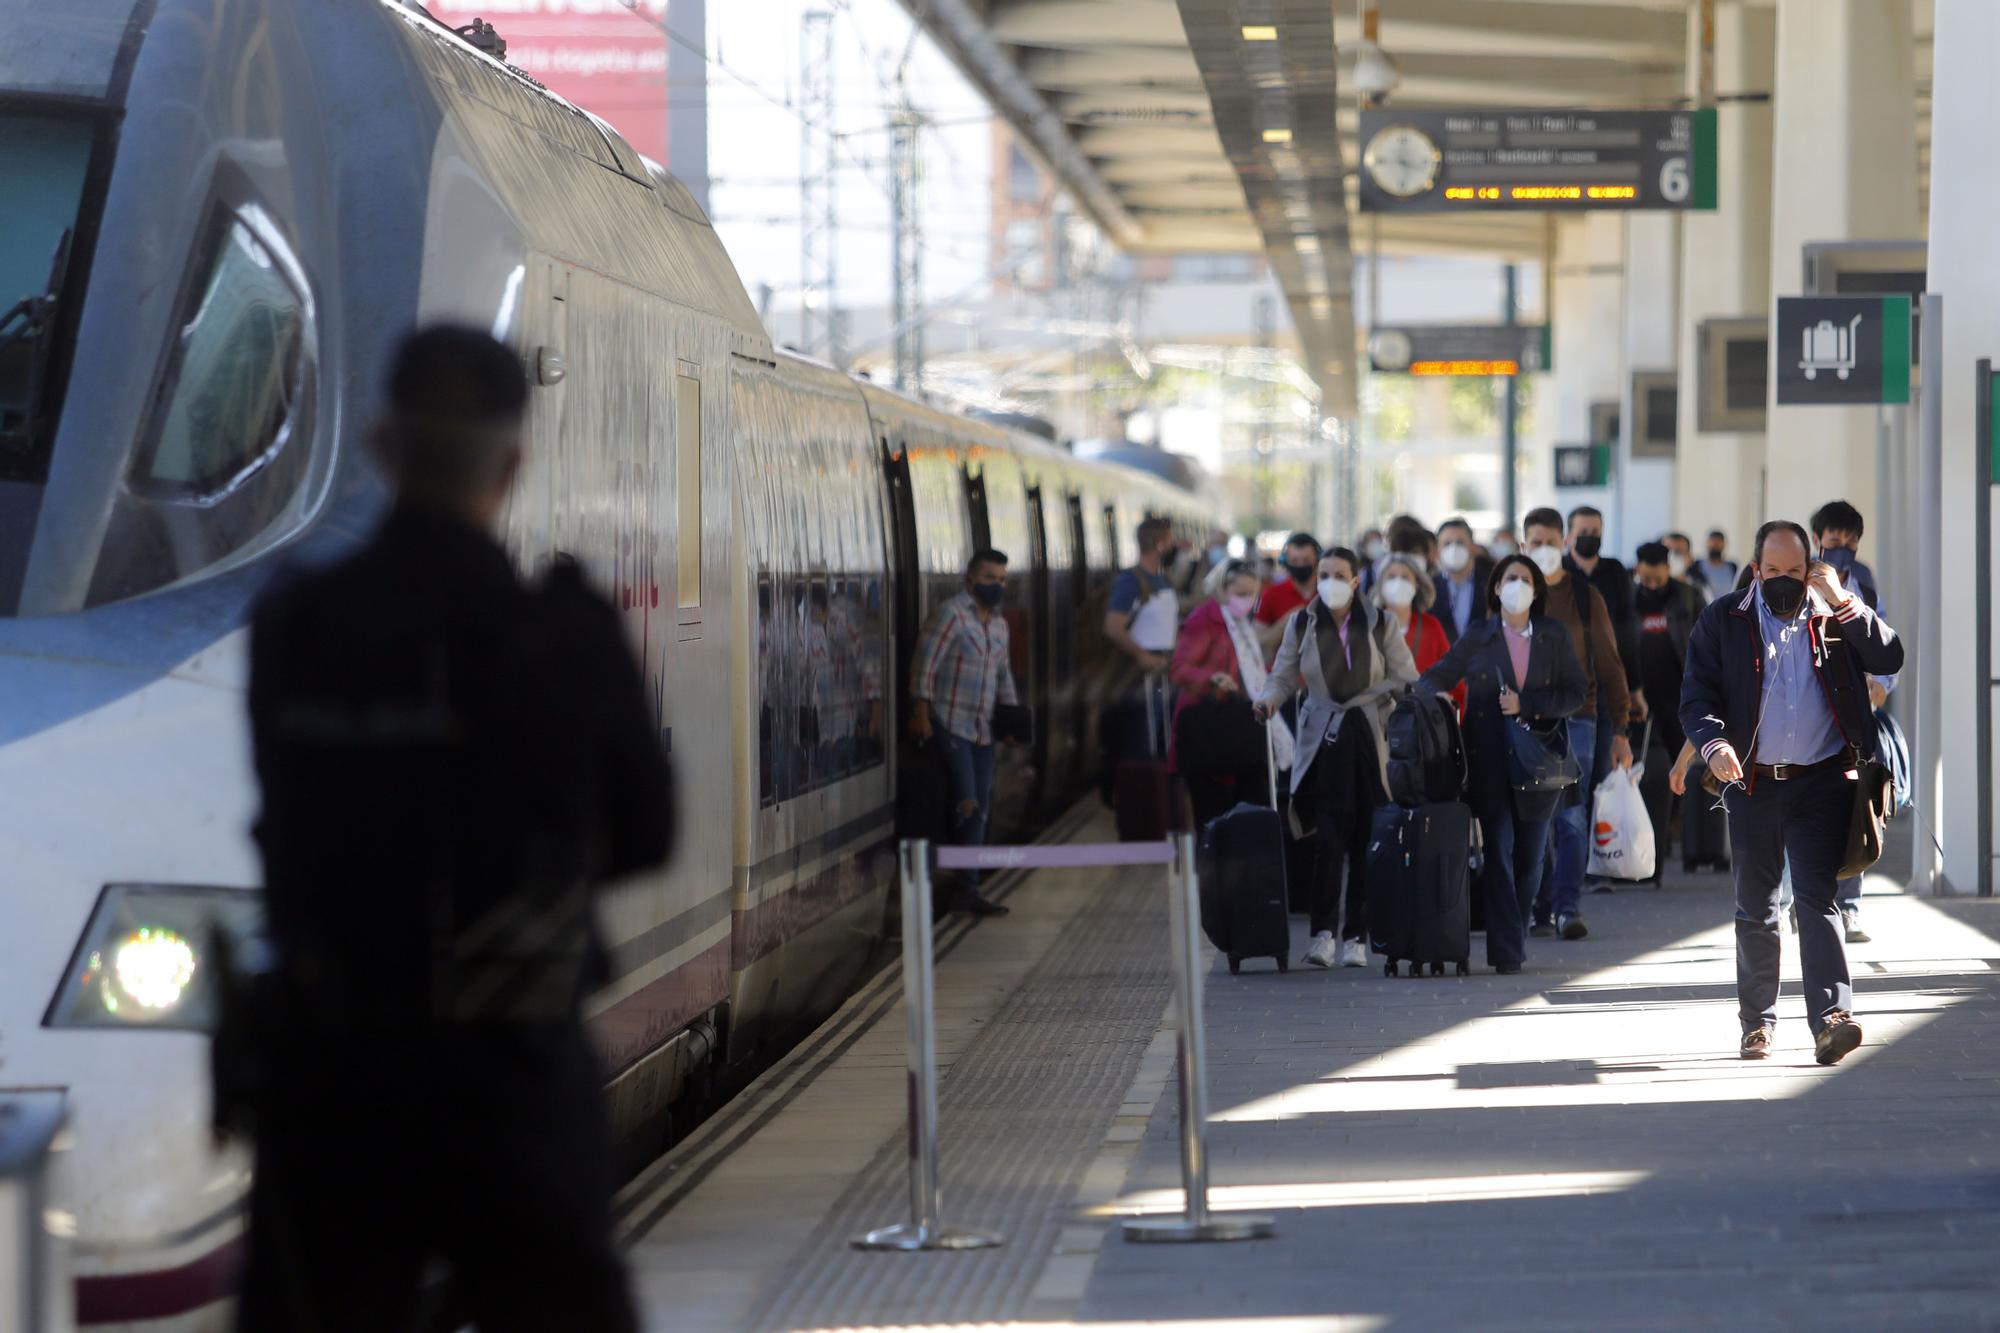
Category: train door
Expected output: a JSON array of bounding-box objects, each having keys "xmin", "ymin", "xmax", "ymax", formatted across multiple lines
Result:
[
  {"xmin": 502, "ymin": 259, "xmax": 567, "ymax": 566},
  {"xmin": 881, "ymin": 439, "xmax": 920, "ymax": 727},
  {"xmin": 1025, "ymin": 485, "xmax": 1056, "ymax": 810},
  {"xmin": 963, "ymin": 465, "xmax": 992, "ymax": 553}
]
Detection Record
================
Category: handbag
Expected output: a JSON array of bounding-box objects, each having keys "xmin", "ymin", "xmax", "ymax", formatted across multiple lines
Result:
[
  {"xmin": 1175, "ymin": 696, "xmax": 1264, "ymax": 777},
  {"xmin": 1506, "ymin": 717, "xmax": 1580, "ymax": 795},
  {"xmin": 993, "ymin": 703, "xmax": 1035, "ymax": 746},
  {"xmin": 1837, "ymin": 759, "xmax": 1893, "ymax": 879}
]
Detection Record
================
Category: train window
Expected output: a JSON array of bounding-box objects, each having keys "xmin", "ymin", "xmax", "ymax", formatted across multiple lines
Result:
[
  {"xmin": 676, "ymin": 373, "xmax": 701, "ymax": 608},
  {"xmin": 86, "ymin": 200, "xmax": 320, "ymax": 608},
  {"xmin": 0, "ymin": 113, "xmax": 96, "ymax": 485},
  {"xmin": 134, "ymin": 215, "xmax": 308, "ymax": 499}
]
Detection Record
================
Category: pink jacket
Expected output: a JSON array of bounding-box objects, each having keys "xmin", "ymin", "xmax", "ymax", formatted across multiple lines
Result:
[{"xmin": 1167, "ymin": 600, "xmax": 1244, "ymax": 769}]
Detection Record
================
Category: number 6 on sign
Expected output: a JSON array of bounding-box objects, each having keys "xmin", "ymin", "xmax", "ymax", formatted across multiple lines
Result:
[{"xmin": 1659, "ymin": 157, "xmax": 1690, "ymax": 204}]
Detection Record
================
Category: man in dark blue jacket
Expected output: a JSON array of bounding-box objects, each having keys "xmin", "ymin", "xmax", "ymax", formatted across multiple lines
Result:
[{"xmin": 1679, "ymin": 521, "xmax": 1903, "ymax": 1066}]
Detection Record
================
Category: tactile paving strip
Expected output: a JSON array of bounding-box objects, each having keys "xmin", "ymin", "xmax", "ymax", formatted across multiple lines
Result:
[{"xmin": 746, "ymin": 867, "xmax": 1173, "ymax": 1331}]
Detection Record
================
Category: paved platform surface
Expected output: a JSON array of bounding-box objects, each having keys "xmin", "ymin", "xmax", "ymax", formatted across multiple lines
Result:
[{"xmin": 624, "ymin": 812, "xmax": 2000, "ymax": 1332}]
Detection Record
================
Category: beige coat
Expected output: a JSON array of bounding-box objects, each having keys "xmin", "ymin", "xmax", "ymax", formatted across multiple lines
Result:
[{"xmin": 1258, "ymin": 598, "xmax": 1419, "ymax": 794}]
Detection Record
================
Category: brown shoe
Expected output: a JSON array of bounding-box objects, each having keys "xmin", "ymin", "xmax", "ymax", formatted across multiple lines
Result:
[
  {"xmin": 1740, "ymin": 1027, "xmax": 1772, "ymax": 1059},
  {"xmin": 1814, "ymin": 1011, "xmax": 1863, "ymax": 1066}
]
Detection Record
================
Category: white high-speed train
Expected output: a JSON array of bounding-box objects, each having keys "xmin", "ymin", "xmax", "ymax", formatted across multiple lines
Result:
[{"xmin": 0, "ymin": 1, "xmax": 1213, "ymax": 1326}]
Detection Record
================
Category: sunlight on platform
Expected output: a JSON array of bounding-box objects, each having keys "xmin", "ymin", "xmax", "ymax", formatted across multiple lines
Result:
[
  {"xmin": 1211, "ymin": 894, "xmax": 2000, "ymax": 1124},
  {"xmin": 788, "ymin": 1312, "xmax": 1384, "ymax": 1320},
  {"xmin": 1094, "ymin": 1169, "xmax": 1651, "ymax": 1218}
]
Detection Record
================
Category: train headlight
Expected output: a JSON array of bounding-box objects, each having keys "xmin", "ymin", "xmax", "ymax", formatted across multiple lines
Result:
[{"xmin": 44, "ymin": 885, "xmax": 264, "ymax": 1031}]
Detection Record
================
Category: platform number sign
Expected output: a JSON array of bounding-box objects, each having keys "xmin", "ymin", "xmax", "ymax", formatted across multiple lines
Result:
[
  {"xmin": 1357, "ymin": 108, "xmax": 1717, "ymax": 215},
  {"xmin": 1775, "ymin": 296, "xmax": 1912, "ymax": 405}
]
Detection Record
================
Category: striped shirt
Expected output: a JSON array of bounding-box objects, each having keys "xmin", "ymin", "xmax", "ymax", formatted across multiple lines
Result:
[{"xmin": 911, "ymin": 591, "xmax": 1018, "ymax": 744}]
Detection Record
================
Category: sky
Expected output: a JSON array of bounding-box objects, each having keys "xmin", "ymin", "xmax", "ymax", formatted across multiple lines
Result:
[
  {"xmin": 702, "ymin": 0, "xmax": 999, "ymax": 324},
  {"xmin": 421, "ymin": 0, "xmax": 998, "ymax": 323}
]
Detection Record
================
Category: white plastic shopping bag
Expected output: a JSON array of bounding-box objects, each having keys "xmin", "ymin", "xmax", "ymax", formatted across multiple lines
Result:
[{"xmin": 1587, "ymin": 765, "xmax": 1656, "ymax": 881}]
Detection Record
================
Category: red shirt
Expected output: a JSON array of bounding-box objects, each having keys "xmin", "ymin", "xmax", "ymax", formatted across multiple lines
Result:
[
  {"xmin": 1405, "ymin": 610, "xmax": 1463, "ymax": 712},
  {"xmin": 1256, "ymin": 577, "xmax": 1311, "ymax": 625}
]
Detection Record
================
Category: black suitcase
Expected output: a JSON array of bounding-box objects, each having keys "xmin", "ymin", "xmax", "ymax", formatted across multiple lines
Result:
[
  {"xmin": 1368, "ymin": 801, "xmax": 1477, "ymax": 977},
  {"xmin": 1198, "ymin": 804, "xmax": 1291, "ymax": 974},
  {"xmin": 1197, "ymin": 727, "xmax": 1290, "ymax": 974}
]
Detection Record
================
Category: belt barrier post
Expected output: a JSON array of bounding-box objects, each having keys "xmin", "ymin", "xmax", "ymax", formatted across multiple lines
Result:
[
  {"xmin": 1, "ymin": 1093, "xmax": 73, "ymax": 1332},
  {"xmin": 853, "ymin": 839, "xmax": 1002, "ymax": 1251},
  {"xmin": 1123, "ymin": 832, "xmax": 1273, "ymax": 1243}
]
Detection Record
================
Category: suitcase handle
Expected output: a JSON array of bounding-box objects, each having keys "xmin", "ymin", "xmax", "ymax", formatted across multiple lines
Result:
[{"xmin": 1264, "ymin": 710, "xmax": 1280, "ymax": 809}]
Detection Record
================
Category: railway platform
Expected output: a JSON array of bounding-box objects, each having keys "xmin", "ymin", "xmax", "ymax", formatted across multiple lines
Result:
[{"xmin": 616, "ymin": 810, "xmax": 2000, "ymax": 1332}]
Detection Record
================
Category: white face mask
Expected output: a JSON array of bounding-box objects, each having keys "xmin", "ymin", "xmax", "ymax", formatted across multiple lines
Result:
[
  {"xmin": 1668, "ymin": 553, "xmax": 1689, "ymax": 578},
  {"xmin": 1381, "ymin": 577, "xmax": 1417, "ymax": 608},
  {"xmin": 1499, "ymin": 580, "xmax": 1536, "ymax": 616},
  {"xmin": 1318, "ymin": 576, "xmax": 1353, "ymax": 611},
  {"xmin": 1489, "ymin": 538, "xmax": 1517, "ymax": 559},
  {"xmin": 1363, "ymin": 538, "xmax": 1388, "ymax": 561},
  {"xmin": 1528, "ymin": 544, "xmax": 1564, "ymax": 577},
  {"xmin": 1439, "ymin": 542, "xmax": 1471, "ymax": 573}
]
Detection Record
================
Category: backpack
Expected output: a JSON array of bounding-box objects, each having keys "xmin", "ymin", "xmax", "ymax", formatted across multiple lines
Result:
[{"xmin": 1385, "ymin": 688, "xmax": 1467, "ymax": 806}]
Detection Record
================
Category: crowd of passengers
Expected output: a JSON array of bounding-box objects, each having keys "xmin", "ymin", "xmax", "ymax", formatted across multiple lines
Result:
[{"xmin": 908, "ymin": 497, "xmax": 1901, "ymax": 1059}]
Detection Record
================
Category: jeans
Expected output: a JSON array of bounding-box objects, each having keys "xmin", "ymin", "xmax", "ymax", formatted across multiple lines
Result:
[
  {"xmin": 1726, "ymin": 763, "xmax": 1855, "ymax": 1035},
  {"xmin": 1478, "ymin": 802, "xmax": 1556, "ymax": 970},
  {"xmin": 936, "ymin": 729, "xmax": 997, "ymax": 884},
  {"xmin": 1539, "ymin": 714, "xmax": 1598, "ymax": 924}
]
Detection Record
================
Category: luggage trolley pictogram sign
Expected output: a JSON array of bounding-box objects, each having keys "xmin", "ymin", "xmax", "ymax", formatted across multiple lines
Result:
[
  {"xmin": 1774, "ymin": 295, "xmax": 1912, "ymax": 407},
  {"xmin": 1799, "ymin": 314, "xmax": 1864, "ymax": 381}
]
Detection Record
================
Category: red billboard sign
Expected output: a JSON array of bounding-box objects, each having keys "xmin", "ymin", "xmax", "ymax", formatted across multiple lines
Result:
[{"xmin": 423, "ymin": 0, "xmax": 671, "ymax": 164}]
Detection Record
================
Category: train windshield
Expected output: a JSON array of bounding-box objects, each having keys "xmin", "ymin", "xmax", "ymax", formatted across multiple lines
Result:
[{"xmin": 0, "ymin": 112, "xmax": 95, "ymax": 485}]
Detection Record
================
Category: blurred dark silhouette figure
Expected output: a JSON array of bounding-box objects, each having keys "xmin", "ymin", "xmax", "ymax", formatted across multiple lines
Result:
[{"xmin": 235, "ymin": 326, "xmax": 671, "ymax": 1331}]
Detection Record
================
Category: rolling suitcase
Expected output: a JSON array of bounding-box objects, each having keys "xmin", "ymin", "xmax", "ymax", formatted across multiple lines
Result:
[
  {"xmin": 1368, "ymin": 800, "xmax": 1477, "ymax": 977},
  {"xmin": 1114, "ymin": 676, "xmax": 1172, "ymax": 841},
  {"xmin": 1197, "ymin": 727, "xmax": 1290, "ymax": 975}
]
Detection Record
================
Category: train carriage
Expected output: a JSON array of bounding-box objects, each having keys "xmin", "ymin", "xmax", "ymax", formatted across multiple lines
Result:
[{"xmin": 0, "ymin": 2, "xmax": 1218, "ymax": 1326}]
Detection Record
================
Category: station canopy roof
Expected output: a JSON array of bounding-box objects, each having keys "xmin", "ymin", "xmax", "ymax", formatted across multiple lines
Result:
[{"xmin": 899, "ymin": 0, "xmax": 1933, "ymax": 416}]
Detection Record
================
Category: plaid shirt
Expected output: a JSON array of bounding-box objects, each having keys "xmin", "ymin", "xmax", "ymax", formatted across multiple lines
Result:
[{"xmin": 911, "ymin": 591, "xmax": 1017, "ymax": 744}]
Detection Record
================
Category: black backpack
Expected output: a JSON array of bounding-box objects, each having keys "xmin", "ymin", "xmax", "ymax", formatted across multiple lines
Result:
[{"xmin": 1385, "ymin": 688, "xmax": 1468, "ymax": 806}]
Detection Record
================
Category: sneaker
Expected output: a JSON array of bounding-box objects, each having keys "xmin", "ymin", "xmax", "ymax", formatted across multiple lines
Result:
[
  {"xmin": 1558, "ymin": 914, "xmax": 1589, "ymax": 941},
  {"xmin": 1338, "ymin": 938, "xmax": 1368, "ymax": 968},
  {"xmin": 1587, "ymin": 879, "xmax": 1616, "ymax": 895},
  {"xmin": 1304, "ymin": 931, "xmax": 1338, "ymax": 968},
  {"xmin": 1494, "ymin": 961, "xmax": 1522, "ymax": 975},
  {"xmin": 1814, "ymin": 1011, "xmax": 1863, "ymax": 1065},
  {"xmin": 1842, "ymin": 912, "xmax": 1871, "ymax": 944},
  {"xmin": 1740, "ymin": 1027, "xmax": 1773, "ymax": 1059},
  {"xmin": 1529, "ymin": 920, "xmax": 1557, "ymax": 939}
]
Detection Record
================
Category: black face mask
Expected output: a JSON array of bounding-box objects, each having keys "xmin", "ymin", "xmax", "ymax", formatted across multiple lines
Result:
[
  {"xmin": 1634, "ymin": 583, "xmax": 1669, "ymax": 611},
  {"xmin": 1572, "ymin": 534, "xmax": 1601, "ymax": 560},
  {"xmin": 971, "ymin": 582, "xmax": 1004, "ymax": 609},
  {"xmin": 1707, "ymin": 545, "xmax": 1725, "ymax": 561},
  {"xmin": 1760, "ymin": 575, "xmax": 1805, "ymax": 618},
  {"xmin": 1159, "ymin": 547, "xmax": 1179, "ymax": 570},
  {"xmin": 1286, "ymin": 562, "xmax": 1315, "ymax": 585}
]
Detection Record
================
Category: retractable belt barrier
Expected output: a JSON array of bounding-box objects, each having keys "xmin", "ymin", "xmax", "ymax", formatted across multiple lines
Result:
[
  {"xmin": 1, "ymin": 1093, "xmax": 72, "ymax": 1332},
  {"xmin": 851, "ymin": 834, "xmax": 1275, "ymax": 1251}
]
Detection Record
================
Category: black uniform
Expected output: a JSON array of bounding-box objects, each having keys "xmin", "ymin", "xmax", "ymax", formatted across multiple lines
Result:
[{"xmin": 237, "ymin": 504, "xmax": 672, "ymax": 1333}]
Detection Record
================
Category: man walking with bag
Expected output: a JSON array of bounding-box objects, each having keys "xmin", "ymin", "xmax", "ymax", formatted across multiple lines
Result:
[{"xmin": 1679, "ymin": 521, "xmax": 1903, "ymax": 1065}]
